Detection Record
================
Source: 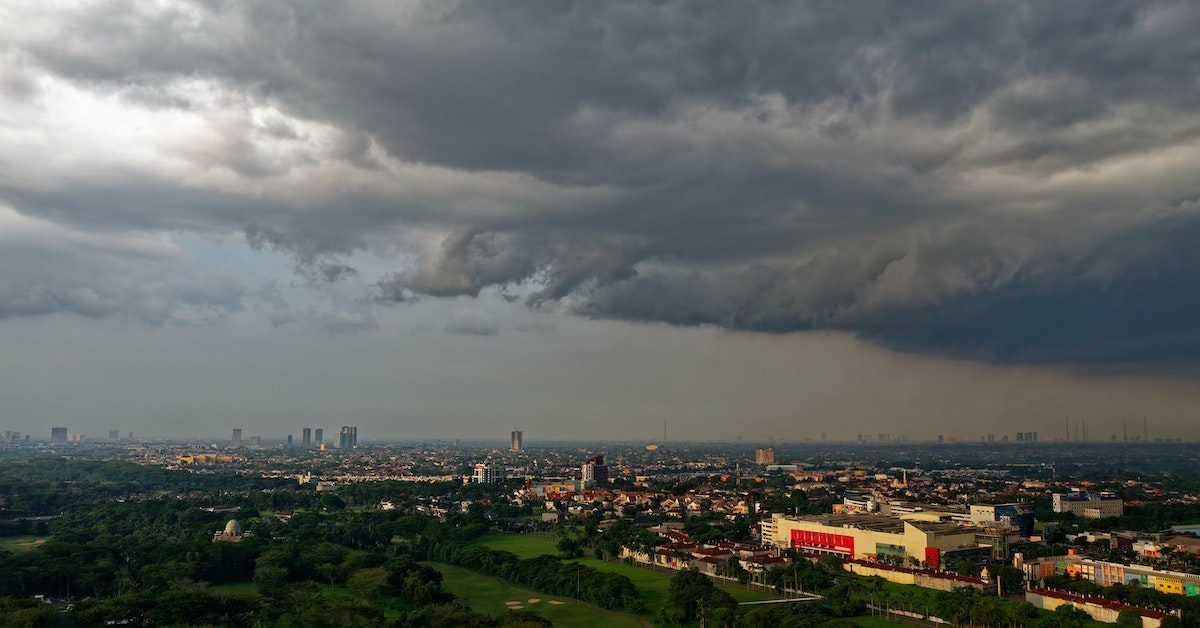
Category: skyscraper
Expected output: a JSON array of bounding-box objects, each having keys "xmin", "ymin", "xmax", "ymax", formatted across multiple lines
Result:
[
  {"xmin": 339, "ymin": 426, "xmax": 357, "ymax": 449},
  {"xmin": 287, "ymin": 434, "xmax": 293, "ymax": 447},
  {"xmin": 755, "ymin": 448, "xmax": 775, "ymax": 465},
  {"xmin": 232, "ymin": 428, "xmax": 242, "ymax": 446},
  {"xmin": 302, "ymin": 428, "xmax": 311, "ymax": 447},
  {"xmin": 108, "ymin": 430, "xmax": 119, "ymax": 441},
  {"xmin": 314, "ymin": 428, "xmax": 323, "ymax": 445},
  {"xmin": 51, "ymin": 427, "xmax": 67, "ymax": 442},
  {"xmin": 510, "ymin": 430, "xmax": 523, "ymax": 452}
]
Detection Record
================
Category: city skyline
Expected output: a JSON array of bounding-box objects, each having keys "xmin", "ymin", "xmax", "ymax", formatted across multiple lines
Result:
[{"xmin": 2, "ymin": 2, "xmax": 1200, "ymax": 441}]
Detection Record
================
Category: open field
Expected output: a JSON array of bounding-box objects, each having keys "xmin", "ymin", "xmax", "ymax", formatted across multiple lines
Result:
[
  {"xmin": 431, "ymin": 562, "xmax": 647, "ymax": 628},
  {"xmin": 0, "ymin": 536, "xmax": 47, "ymax": 551},
  {"xmin": 477, "ymin": 532, "xmax": 780, "ymax": 613}
]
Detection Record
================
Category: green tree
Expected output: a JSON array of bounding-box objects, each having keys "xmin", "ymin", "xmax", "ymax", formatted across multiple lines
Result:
[
  {"xmin": 1118, "ymin": 609, "xmax": 1144, "ymax": 628},
  {"xmin": 347, "ymin": 567, "xmax": 390, "ymax": 604},
  {"xmin": 668, "ymin": 568, "xmax": 713, "ymax": 622}
]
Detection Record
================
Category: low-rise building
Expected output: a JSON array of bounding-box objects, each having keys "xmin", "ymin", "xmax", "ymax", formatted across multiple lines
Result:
[
  {"xmin": 1020, "ymin": 554, "xmax": 1200, "ymax": 596},
  {"xmin": 1052, "ymin": 492, "xmax": 1124, "ymax": 518},
  {"xmin": 1026, "ymin": 588, "xmax": 1175, "ymax": 628},
  {"xmin": 760, "ymin": 513, "xmax": 980, "ymax": 569}
]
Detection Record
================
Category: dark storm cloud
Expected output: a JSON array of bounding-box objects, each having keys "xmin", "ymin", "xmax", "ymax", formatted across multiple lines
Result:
[{"xmin": 3, "ymin": 0, "xmax": 1200, "ymax": 362}]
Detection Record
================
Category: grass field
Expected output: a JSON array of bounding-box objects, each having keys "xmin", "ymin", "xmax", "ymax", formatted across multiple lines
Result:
[
  {"xmin": 431, "ymin": 562, "xmax": 646, "ymax": 628},
  {"xmin": 476, "ymin": 532, "xmax": 779, "ymax": 614},
  {"xmin": 0, "ymin": 535, "xmax": 47, "ymax": 552}
]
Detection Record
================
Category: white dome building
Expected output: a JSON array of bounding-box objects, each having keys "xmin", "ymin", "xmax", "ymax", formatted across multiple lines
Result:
[{"xmin": 213, "ymin": 518, "xmax": 251, "ymax": 542}]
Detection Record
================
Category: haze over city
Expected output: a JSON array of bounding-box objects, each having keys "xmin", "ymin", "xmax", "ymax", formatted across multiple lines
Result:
[{"xmin": 2, "ymin": 1, "xmax": 1199, "ymax": 441}]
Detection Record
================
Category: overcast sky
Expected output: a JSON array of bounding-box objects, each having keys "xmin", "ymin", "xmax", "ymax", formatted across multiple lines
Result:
[{"xmin": 2, "ymin": 1, "xmax": 1199, "ymax": 442}]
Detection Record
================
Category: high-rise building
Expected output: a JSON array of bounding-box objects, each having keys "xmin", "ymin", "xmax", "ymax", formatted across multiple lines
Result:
[
  {"xmin": 232, "ymin": 429, "xmax": 242, "ymax": 446},
  {"xmin": 287, "ymin": 434, "xmax": 293, "ymax": 447},
  {"xmin": 755, "ymin": 448, "xmax": 775, "ymax": 465},
  {"xmin": 581, "ymin": 455, "xmax": 609, "ymax": 487},
  {"xmin": 314, "ymin": 428, "xmax": 323, "ymax": 445},
  {"xmin": 302, "ymin": 428, "xmax": 312, "ymax": 447},
  {"xmin": 472, "ymin": 463, "xmax": 504, "ymax": 484},
  {"xmin": 510, "ymin": 430, "xmax": 523, "ymax": 452},
  {"xmin": 51, "ymin": 427, "xmax": 67, "ymax": 442},
  {"xmin": 108, "ymin": 430, "xmax": 120, "ymax": 441},
  {"xmin": 339, "ymin": 426, "xmax": 357, "ymax": 449}
]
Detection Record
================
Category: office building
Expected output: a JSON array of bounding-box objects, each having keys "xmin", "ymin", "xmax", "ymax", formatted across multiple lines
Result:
[
  {"xmin": 581, "ymin": 455, "xmax": 609, "ymax": 487},
  {"xmin": 302, "ymin": 428, "xmax": 311, "ymax": 447},
  {"xmin": 286, "ymin": 434, "xmax": 293, "ymax": 447},
  {"xmin": 231, "ymin": 428, "xmax": 242, "ymax": 446},
  {"xmin": 969, "ymin": 503, "xmax": 1035, "ymax": 538},
  {"xmin": 472, "ymin": 463, "xmax": 504, "ymax": 484},
  {"xmin": 1053, "ymin": 492, "xmax": 1124, "ymax": 518},
  {"xmin": 339, "ymin": 426, "xmax": 357, "ymax": 449},
  {"xmin": 51, "ymin": 427, "xmax": 67, "ymax": 442},
  {"xmin": 108, "ymin": 430, "xmax": 119, "ymax": 441},
  {"xmin": 314, "ymin": 428, "xmax": 323, "ymax": 445},
  {"xmin": 755, "ymin": 448, "xmax": 775, "ymax": 465},
  {"xmin": 510, "ymin": 430, "xmax": 523, "ymax": 452}
]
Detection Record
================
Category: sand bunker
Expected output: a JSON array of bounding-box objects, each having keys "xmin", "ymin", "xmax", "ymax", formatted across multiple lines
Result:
[
  {"xmin": 528, "ymin": 598, "xmax": 541, "ymax": 603},
  {"xmin": 505, "ymin": 601, "xmax": 521, "ymax": 605},
  {"xmin": 548, "ymin": 600, "xmax": 565, "ymax": 605},
  {"xmin": 508, "ymin": 605, "xmax": 524, "ymax": 610}
]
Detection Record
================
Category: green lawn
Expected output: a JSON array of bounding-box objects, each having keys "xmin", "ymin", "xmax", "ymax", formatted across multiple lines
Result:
[
  {"xmin": 477, "ymin": 532, "xmax": 560, "ymax": 558},
  {"xmin": 477, "ymin": 532, "xmax": 780, "ymax": 615},
  {"xmin": 0, "ymin": 535, "xmax": 47, "ymax": 552},
  {"xmin": 431, "ymin": 562, "xmax": 646, "ymax": 628}
]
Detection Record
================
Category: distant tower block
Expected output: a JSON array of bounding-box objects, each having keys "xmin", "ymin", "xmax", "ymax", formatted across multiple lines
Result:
[
  {"xmin": 510, "ymin": 430, "xmax": 523, "ymax": 452},
  {"xmin": 314, "ymin": 428, "xmax": 323, "ymax": 445},
  {"xmin": 339, "ymin": 426, "xmax": 357, "ymax": 449},
  {"xmin": 231, "ymin": 428, "xmax": 242, "ymax": 446},
  {"xmin": 109, "ymin": 430, "xmax": 119, "ymax": 441},
  {"xmin": 755, "ymin": 448, "xmax": 775, "ymax": 465},
  {"xmin": 302, "ymin": 428, "xmax": 312, "ymax": 447}
]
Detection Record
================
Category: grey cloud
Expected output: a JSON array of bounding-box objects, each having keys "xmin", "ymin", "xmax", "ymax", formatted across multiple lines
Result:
[
  {"xmin": 320, "ymin": 309, "xmax": 377, "ymax": 334},
  {"xmin": 580, "ymin": 211, "xmax": 1200, "ymax": 364},
  {"xmin": 0, "ymin": 221, "xmax": 245, "ymax": 325},
  {"xmin": 3, "ymin": 1, "xmax": 1200, "ymax": 364},
  {"xmin": 380, "ymin": 229, "xmax": 644, "ymax": 304},
  {"xmin": 445, "ymin": 308, "xmax": 499, "ymax": 336}
]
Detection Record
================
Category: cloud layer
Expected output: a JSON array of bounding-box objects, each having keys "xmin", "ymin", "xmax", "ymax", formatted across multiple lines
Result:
[{"xmin": 2, "ymin": 0, "xmax": 1199, "ymax": 363}]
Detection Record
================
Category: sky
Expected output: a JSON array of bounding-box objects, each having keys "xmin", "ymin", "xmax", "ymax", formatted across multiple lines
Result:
[{"xmin": 1, "ymin": 1, "xmax": 1199, "ymax": 442}]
